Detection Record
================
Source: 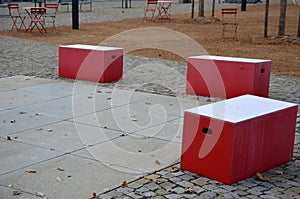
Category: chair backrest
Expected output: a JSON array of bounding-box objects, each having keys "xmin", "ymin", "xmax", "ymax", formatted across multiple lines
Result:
[
  {"xmin": 30, "ymin": 7, "xmax": 46, "ymax": 19},
  {"xmin": 221, "ymin": 8, "xmax": 237, "ymax": 23},
  {"xmin": 147, "ymin": 0, "xmax": 158, "ymax": 5},
  {"xmin": 45, "ymin": 3, "xmax": 58, "ymax": 9},
  {"xmin": 45, "ymin": 3, "xmax": 58, "ymax": 16},
  {"xmin": 8, "ymin": 3, "xmax": 21, "ymax": 17}
]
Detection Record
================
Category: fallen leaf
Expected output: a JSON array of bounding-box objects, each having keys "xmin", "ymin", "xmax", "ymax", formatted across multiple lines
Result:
[
  {"xmin": 96, "ymin": 90, "xmax": 102, "ymax": 93},
  {"xmin": 121, "ymin": 180, "xmax": 127, "ymax": 187},
  {"xmin": 25, "ymin": 169, "xmax": 37, "ymax": 173},
  {"xmin": 55, "ymin": 177, "xmax": 62, "ymax": 181},
  {"xmin": 120, "ymin": 133, "xmax": 127, "ymax": 137},
  {"xmin": 184, "ymin": 187, "xmax": 195, "ymax": 193},
  {"xmin": 145, "ymin": 102, "xmax": 151, "ymax": 105},
  {"xmin": 18, "ymin": 111, "xmax": 27, "ymax": 114},
  {"xmin": 35, "ymin": 192, "xmax": 45, "ymax": 197},
  {"xmin": 155, "ymin": 160, "xmax": 161, "ymax": 165},
  {"xmin": 10, "ymin": 120, "xmax": 16, "ymax": 123},
  {"xmin": 135, "ymin": 192, "xmax": 144, "ymax": 196},
  {"xmin": 166, "ymin": 188, "xmax": 172, "ymax": 192},
  {"xmin": 88, "ymin": 96, "xmax": 93, "ymax": 99},
  {"xmin": 274, "ymin": 170, "xmax": 283, "ymax": 175},
  {"xmin": 255, "ymin": 172, "xmax": 268, "ymax": 182},
  {"xmin": 6, "ymin": 136, "xmax": 11, "ymax": 140},
  {"xmin": 35, "ymin": 128, "xmax": 43, "ymax": 132},
  {"xmin": 155, "ymin": 179, "xmax": 166, "ymax": 183},
  {"xmin": 48, "ymin": 129, "xmax": 53, "ymax": 132},
  {"xmin": 131, "ymin": 117, "xmax": 137, "ymax": 121},
  {"xmin": 107, "ymin": 97, "xmax": 111, "ymax": 100},
  {"xmin": 13, "ymin": 190, "xmax": 21, "ymax": 195},
  {"xmin": 35, "ymin": 113, "xmax": 42, "ymax": 116}
]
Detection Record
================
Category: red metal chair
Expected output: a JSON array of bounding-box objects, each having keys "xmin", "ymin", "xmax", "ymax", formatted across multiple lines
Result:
[
  {"xmin": 45, "ymin": 3, "xmax": 58, "ymax": 31},
  {"xmin": 25, "ymin": 7, "xmax": 47, "ymax": 34},
  {"xmin": 7, "ymin": 4, "xmax": 26, "ymax": 31},
  {"xmin": 144, "ymin": 0, "xmax": 158, "ymax": 21},
  {"xmin": 221, "ymin": 8, "xmax": 238, "ymax": 41}
]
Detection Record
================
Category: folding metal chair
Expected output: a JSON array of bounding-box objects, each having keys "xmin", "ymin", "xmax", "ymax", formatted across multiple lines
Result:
[
  {"xmin": 221, "ymin": 8, "xmax": 238, "ymax": 41},
  {"xmin": 144, "ymin": 0, "xmax": 158, "ymax": 21},
  {"xmin": 45, "ymin": 3, "xmax": 58, "ymax": 31},
  {"xmin": 25, "ymin": 7, "xmax": 47, "ymax": 34},
  {"xmin": 7, "ymin": 4, "xmax": 26, "ymax": 31}
]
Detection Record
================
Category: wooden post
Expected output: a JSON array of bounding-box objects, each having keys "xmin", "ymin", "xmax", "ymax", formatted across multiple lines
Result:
[{"xmin": 264, "ymin": 0, "xmax": 269, "ymax": 38}]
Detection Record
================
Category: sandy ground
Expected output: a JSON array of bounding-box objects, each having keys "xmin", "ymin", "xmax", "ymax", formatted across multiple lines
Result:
[{"xmin": 1, "ymin": 3, "xmax": 299, "ymax": 77}]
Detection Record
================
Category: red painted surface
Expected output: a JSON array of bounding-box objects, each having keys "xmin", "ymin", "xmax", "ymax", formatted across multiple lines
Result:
[
  {"xmin": 58, "ymin": 45, "xmax": 123, "ymax": 83},
  {"xmin": 181, "ymin": 97, "xmax": 297, "ymax": 184},
  {"xmin": 186, "ymin": 56, "xmax": 271, "ymax": 98}
]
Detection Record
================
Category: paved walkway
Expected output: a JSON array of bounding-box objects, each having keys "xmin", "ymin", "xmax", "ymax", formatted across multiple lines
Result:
[{"xmin": 0, "ymin": 0, "xmax": 299, "ymax": 199}]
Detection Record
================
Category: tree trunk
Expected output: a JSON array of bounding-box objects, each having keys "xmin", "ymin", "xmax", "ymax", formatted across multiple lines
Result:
[
  {"xmin": 264, "ymin": 0, "xmax": 270, "ymax": 38},
  {"xmin": 297, "ymin": 6, "xmax": 300, "ymax": 37},
  {"xmin": 212, "ymin": 0, "xmax": 215, "ymax": 17},
  {"xmin": 191, "ymin": 0, "xmax": 195, "ymax": 18},
  {"xmin": 278, "ymin": 0, "xmax": 287, "ymax": 36},
  {"xmin": 198, "ymin": 0, "xmax": 204, "ymax": 17}
]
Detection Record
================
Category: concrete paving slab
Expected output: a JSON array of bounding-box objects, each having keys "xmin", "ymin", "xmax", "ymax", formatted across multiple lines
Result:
[
  {"xmin": 0, "ymin": 154, "xmax": 138, "ymax": 199},
  {"xmin": 73, "ymin": 105, "xmax": 179, "ymax": 133},
  {"xmin": 0, "ymin": 75, "xmax": 54, "ymax": 90},
  {"xmin": 0, "ymin": 109, "xmax": 61, "ymax": 137},
  {"xmin": 0, "ymin": 185, "xmax": 41, "ymax": 199},
  {"xmin": 133, "ymin": 118, "xmax": 184, "ymax": 143},
  {"xmin": 20, "ymin": 81, "xmax": 97, "ymax": 98},
  {"xmin": 75, "ymin": 135, "xmax": 181, "ymax": 174},
  {"xmin": 0, "ymin": 138, "xmax": 63, "ymax": 176},
  {"xmin": 0, "ymin": 89, "xmax": 57, "ymax": 111},
  {"xmin": 126, "ymin": 95, "xmax": 208, "ymax": 117},
  {"xmin": 16, "ymin": 121, "xmax": 122, "ymax": 153},
  {"xmin": 0, "ymin": 85, "xmax": 11, "ymax": 92},
  {"xmin": 19, "ymin": 94, "xmax": 110, "ymax": 120}
]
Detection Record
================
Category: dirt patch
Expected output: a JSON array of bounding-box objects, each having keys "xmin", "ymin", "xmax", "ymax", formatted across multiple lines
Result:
[{"xmin": 1, "ymin": 4, "xmax": 299, "ymax": 77}]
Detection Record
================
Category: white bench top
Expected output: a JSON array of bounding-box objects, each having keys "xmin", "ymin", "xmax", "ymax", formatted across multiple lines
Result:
[
  {"xmin": 60, "ymin": 44, "xmax": 123, "ymax": 51},
  {"xmin": 186, "ymin": 94, "xmax": 297, "ymax": 123},
  {"xmin": 188, "ymin": 55, "xmax": 271, "ymax": 63}
]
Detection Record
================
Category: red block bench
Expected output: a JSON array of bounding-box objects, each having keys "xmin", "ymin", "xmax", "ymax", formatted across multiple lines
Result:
[
  {"xmin": 58, "ymin": 44, "xmax": 123, "ymax": 83},
  {"xmin": 186, "ymin": 55, "xmax": 271, "ymax": 98},
  {"xmin": 181, "ymin": 94, "xmax": 298, "ymax": 184}
]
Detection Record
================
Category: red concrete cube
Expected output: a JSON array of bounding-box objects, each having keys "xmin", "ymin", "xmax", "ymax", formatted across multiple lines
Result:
[
  {"xmin": 181, "ymin": 95, "xmax": 297, "ymax": 184},
  {"xmin": 59, "ymin": 44, "xmax": 123, "ymax": 83},
  {"xmin": 186, "ymin": 56, "xmax": 271, "ymax": 98}
]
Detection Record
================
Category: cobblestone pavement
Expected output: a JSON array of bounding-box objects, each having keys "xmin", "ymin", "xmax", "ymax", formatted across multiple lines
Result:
[{"xmin": 0, "ymin": 0, "xmax": 299, "ymax": 198}]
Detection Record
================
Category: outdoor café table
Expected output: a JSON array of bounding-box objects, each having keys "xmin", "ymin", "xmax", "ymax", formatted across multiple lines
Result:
[
  {"xmin": 24, "ymin": 7, "xmax": 47, "ymax": 34},
  {"xmin": 156, "ymin": 0, "xmax": 173, "ymax": 20}
]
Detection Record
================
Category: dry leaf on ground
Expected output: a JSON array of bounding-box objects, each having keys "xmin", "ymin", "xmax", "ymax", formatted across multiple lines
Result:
[{"xmin": 25, "ymin": 169, "xmax": 37, "ymax": 173}]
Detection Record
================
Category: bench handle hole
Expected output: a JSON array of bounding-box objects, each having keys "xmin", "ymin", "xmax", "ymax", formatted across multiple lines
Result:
[
  {"xmin": 261, "ymin": 68, "xmax": 265, "ymax": 73},
  {"xmin": 202, "ymin": 127, "xmax": 212, "ymax": 135}
]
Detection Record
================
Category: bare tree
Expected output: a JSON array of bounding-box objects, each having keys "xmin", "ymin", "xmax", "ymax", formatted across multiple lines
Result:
[
  {"xmin": 199, "ymin": 0, "xmax": 204, "ymax": 17},
  {"xmin": 264, "ymin": 0, "xmax": 270, "ymax": 38},
  {"xmin": 278, "ymin": 0, "xmax": 287, "ymax": 36},
  {"xmin": 212, "ymin": 0, "xmax": 215, "ymax": 17},
  {"xmin": 297, "ymin": 5, "xmax": 300, "ymax": 37},
  {"xmin": 191, "ymin": 0, "xmax": 195, "ymax": 18}
]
